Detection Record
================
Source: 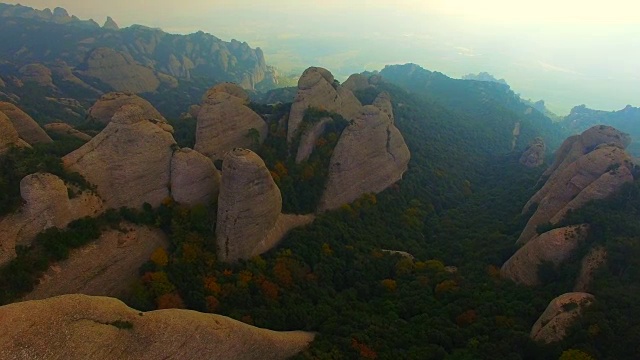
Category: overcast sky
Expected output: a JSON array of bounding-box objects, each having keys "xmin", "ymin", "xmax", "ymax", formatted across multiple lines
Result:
[{"xmin": 6, "ymin": 0, "xmax": 640, "ymax": 114}]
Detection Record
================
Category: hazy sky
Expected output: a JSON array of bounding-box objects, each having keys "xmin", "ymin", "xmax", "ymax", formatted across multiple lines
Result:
[{"xmin": 6, "ymin": 0, "xmax": 640, "ymax": 114}]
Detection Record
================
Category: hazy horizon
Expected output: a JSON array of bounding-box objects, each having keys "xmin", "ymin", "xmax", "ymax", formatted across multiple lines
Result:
[{"xmin": 4, "ymin": 0, "xmax": 639, "ymax": 115}]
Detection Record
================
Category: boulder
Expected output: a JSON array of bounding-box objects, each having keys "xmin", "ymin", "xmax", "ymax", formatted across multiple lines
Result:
[
  {"xmin": 87, "ymin": 92, "xmax": 166, "ymax": 124},
  {"xmin": 530, "ymin": 293, "xmax": 595, "ymax": 344},
  {"xmin": 318, "ymin": 104, "xmax": 410, "ymax": 212},
  {"xmin": 574, "ymin": 247, "xmax": 607, "ymax": 292},
  {"xmin": 170, "ymin": 148, "xmax": 220, "ymax": 207},
  {"xmin": 0, "ymin": 102, "xmax": 52, "ymax": 144},
  {"xmin": 194, "ymin": 87, "xmax": 267, "ymax": 162},
  {"xmin": 0, "ymin": 112, "xmax": 29, "ymax": 154},
  {"xmin": 79, "ymin": 47, "xmax": 160, "ymax": 93},
  {"xmin": 501, "ymin": 225, "xmax": 589, "ymax": 286},
  {"xmin": 23, "ymin": 224, "xmax": 168, "ymax": 301},
  {"xmin": 18, "ymin": 63, "xmax": 54, "ymax": 87},
  {"xmin": 63, "ymin": 105, "xmax": 176, "ymax": 209},
  {"xmin": 520, "ymin": 137, "xmax": 546, "ymax": 168},
  {"xmin": 44, "ymin": 122, "xmax": 92, "ymax": 141},
  {"xmin": 287, "ymin": 67, "xmax": 362, "ymax": 142},
  {"xmin": 518, "ymin": 144, "xmax": 632, "ymax": 244},
  {"xmin": 216, "ymin": 149, "xmax": 314, "ymax": 262},
  {"xmin": 0, "ymin": 294, "xmax": 314, "ymax": 360},
  {"xmin": 0, "ymin": 173, "xmax": 103, "ymax": 266}
]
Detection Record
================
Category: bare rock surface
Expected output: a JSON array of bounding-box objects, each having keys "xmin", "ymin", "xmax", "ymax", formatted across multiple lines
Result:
[
  {"xmin": 87, "ymin": 92, "xmax": 166, "ymax": 124},
  {"xmin": 287, "ymin": 67, "xmax": 362, "ymax": 142},
  {"xmin": 574, "ymin": 247, "xmax": 607, "ymax": 292},
  {"xmin": 170, "ymin": 148, "xmax": 220, "ymax": 207},
  {"xmin": 520, "ymin": 137, "xmax": 546, "ymax": 168},
  {"xmin": 18, "ymin": 63, "xmax": 53, "ymax": 87},
  {"xmin": 63, "ymin": 105, "xmax": 176, "ymax": 209},
  {"xmin": 79, "ymin": 47, "xmax": 160, "ymax": 93},
  {"xmin": 318, "ymin": 104, "xmax": 410, "ymax": 212},
  {"xmin": 0, "ymin": 294, "xmax": 314, "ymax": 360},
  {"xmin": 342, "ymin": 73, "xmax": 373, "ymax": 92},
  {"xmin": 518, "ymin": 144, "xmax": 632, "ymax": 244},
  {"xmin": 44, "ymin": 122, "xmax": 92, "ymax": 141},
  {"xmin": 530, "ymin": 292, "xmax": 595, "ymax": 344},
  {"xmin": 251, "ymin": 214, "xmax": 316, "ymax": 258},
  {"xmin": 0, "ymin": 112, "xmax": 29, "ymax": 154},
  {"xmin": 295, "ymin": 117, "xmax": 332, "ymax": 163},
  {"xmin": 0, "ymin": 173, "xmax": 103, "ymax": 266},
  {"xmin": 501, "ymin": 225, "xmax": 589, "ymax": 286},
  {"xmin": 103, "ymin": 16, "xmax": 119, "ymax": 30},
  {"xmin": 195, "ymin": 85, "xmax": 267, "ymax": 161},
  {"xmin": 0, "ymin": 102, "xmax": 52, "ymax": 144},
  {"xmin": 23, "ymin": 224, "xmax": 168, "ymax": 301}
]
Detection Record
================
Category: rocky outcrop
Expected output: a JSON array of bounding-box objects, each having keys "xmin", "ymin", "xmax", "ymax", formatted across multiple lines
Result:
[
  {"xmin": 18, "ymin": 63, "xmax": 54, "ymax": 87},
  {"xmin": 44, "ymin": 122, "xmax": 92, "ymax": 141},
  {"xmin": 287, "ymin": 67, "xmax": 362, "ymax": 142},
  {"xmin": 0, "ymin": 173, "xmax": 103, "ymax": 266},
  {"xmin": 194, "ymin": 85, "xmax": 267, "ymax": 161},
  {"xmin": 63, "ymin": 105, "xmax": 176, "ymax": 209},
  {"xmin": 103, "ymin": 16, "xmax": 119, "ymax": 30},
  {"xmin": 0, "ymin": 76, "xmax": 5, "ymax": 88},
  {"xmin": 0, "ymin": 102, "xmax": 52, "ymax": 144},
  {"xmin": 520, "ymin": 137, "xmax": 546, "ymax": 168},
  {"xmin": 318, "ymin": 104, "xmax": 410, "ymax": 212},
  {"xmin": 295, "ymin": 117, "xmax": 332, "ymax": 163},
  {"xmin": 0, "ymin": 294, "xmax": 314, "ymax": 360},
  {"xmin": 23, "ymin": 224, "xmax": 168, "ymax": 301},
  {"xmin": 530, "ymin": 293, "xmax": 595, "ymax": 343},
  {"xmin": 574, "ymin": 247, "xmax": 607, "ymax": 292},
  {"xmin": 216, "ymin": 149, "xmax": 314, "ymax": 262},
  {"xmin": 79, "ymin": 47, "xmax": 160, "ymax": 93},
  {"xmin": 87, "ymin": 92, "xmax": 166, "ymax": 125},
  {"xmin": 170, "ymin": 148, "xmax": 220, "ymax": 207},
  {"xmin": 342, "ymin": 73, "xmax": 373, "ymax": 92},
  {"xmin": 511, "ymin": 122, "xmax": 521, "ymax": 150},
  {"xmin": 501, "ymin": 225, "xmax": 589, "ymax": 286},
  {"xmin": 518, "ymin": 142, "xmax": 633, "ymax": 245},
  {"xmin": 0, "ymin": 112, "xmax": 29, "ymax": 154}
]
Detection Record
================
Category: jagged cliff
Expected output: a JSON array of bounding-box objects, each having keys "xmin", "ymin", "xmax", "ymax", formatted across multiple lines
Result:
[{"xmin": 0, "ymin": 294, "xmax": 314, "ymax": 360}]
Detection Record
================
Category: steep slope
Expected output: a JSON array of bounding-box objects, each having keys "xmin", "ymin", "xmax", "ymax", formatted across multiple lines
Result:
[
  {"xmin": 0, "ymin": 294, "xmax": 314, "ymax": 360},
  {"xmin": 170, "ymin": 148, "xmax": 220, "ymax": 207},
  {"xmin": 0, "ymin": 112, "xmax": 29, "ymax": 154},
  {"xmin": 0, "ymin": 102, "xmax": 52, "ymax": 144},
  {"xmin": 530, "ymin": 293, "xmax": 595, "ymax": 344}
]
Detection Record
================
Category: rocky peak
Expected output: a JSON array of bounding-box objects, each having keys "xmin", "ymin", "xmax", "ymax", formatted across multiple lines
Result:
[
  {"xmin": 79, "ymin": 48, "xmax": 161, "ymax": 93},
  {"xmin": 0, "ymin": 102, "xmax": 52, "ymax": 144},
  {"xmin": 519, "ymin": 137, "xmax": 546, "ymax": 168},
  {"xmin": 52, "ymin": 7, "xmax": 70, "ymax": 19},
  {"xmin": 88, "ymin": 92, "xmax": 167, "ymax": 124},
  {"xmin": 318, "ymin": 104, "xmax": 411, "ymax": 212},
  {"xmin": 103, "ymin": 16, "xmax": 119, "ymax": 30},
  {"xmin": 194, "ymin": 85, "xmax": 267, "ymax": 162},
  {"xmin": 530, "ymin": 293, "xmax": 595, "ymax": 344},
  {"xmin": 0, "ymin": 111, "xmax": 29, "ymax": 154}
]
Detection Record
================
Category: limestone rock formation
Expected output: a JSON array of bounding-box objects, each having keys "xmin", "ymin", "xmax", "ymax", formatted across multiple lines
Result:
[
  {"xmin": 87, "ymin": 92, "xmax": 166, "ymax": 124},
  {"xmin": 520, "ymin": 137, "xmax": 546, "ymax": 168},
  {"xmin": 0, "ymin": 294, "xmax": 314, "ymax": 360},
  {"xmin": 0, "ymin": 102, "xmax": 52, "ymax": 144},
  {"xmin": 501, "ymin": 225, "xmax": 589, "ymax": 286},
  {"xmin": 0, "ymin": 112, "xmax": 29, "ymax": 154},
  {"xmin": 194, "ymin": 85, "xmax": 267, "ymax": 161},
  {"xmin": 18, "ymin": 63, "xmax": 54, "ymax": 87},
  {"xmin": 63, "ymin": 105, "xmax": 176, "ymax": 209},
  {"xmin": 0, "ymin": 173, "xmax": 103, "ymax": 266},
  {"xmin": 216, "ymin": 149, "xmax": 314, "ymax": 262},
  {"xmin": 103, "ymin": 16, "xmax": 119, "ymax": 30},
  {"xmin": 518, "ymin": 144, "xmax": 633, "ymax": 245},
  {"xmin": 170, "ymin": 148, "xmax": 220, "ymax": 207},
  {"xmin": 574, "ymin": 247, "xmax": 607, "ymax": 292},
  {"xmin": 44, "ymin": 122, "xmax": 92, "ymax": 141},
  {"xmin": 530, "ymin": 293, "xmax": 595, "ymax": 343},
  {"xmin": 79, "ymin": 47, "xmax": 160, "ymax": 93},
  {"xmin": 295, "ymin": 117, "xmax": 332, "ymax": 163},
  {"xmin": 318, "ymin": 104, "xmax": 410, "ymax": 212},
  {"xmin": 23, "ymin": 224, "xmax": 168, "ymax": 301},
  {"xmin": 287, "ymin": 67, "xmax": 362, "ymax": 142}
]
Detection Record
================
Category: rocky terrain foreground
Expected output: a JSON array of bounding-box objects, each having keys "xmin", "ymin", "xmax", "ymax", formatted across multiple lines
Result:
[{"xmin": 0, "ymin": 294, "xmax": 314, "ymax": 360}]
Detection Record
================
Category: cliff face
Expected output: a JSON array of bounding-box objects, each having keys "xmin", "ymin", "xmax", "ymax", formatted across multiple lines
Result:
[
  {"xmin": 530, "ymin": 293, "xmax": 595, "ymax": 344},
  {"xmin": 518, "ymin": 126, "xmax": 633, "ymax": 245},
  {"xmin": 318, "ymin": 100, "xmax": 410, "ymax": 212},
  {"xmin": 63, "ymin": 105, "xmax": 176, "ymax": 209},
  {"xmin": 216, "ymin": 149, "xmax": 314, "ymax": 262},
  {"xmin": 194, "ymin": 84, "xmax": 267, "ymax": 161},
  {"xmin": 287, "ymin": 67, "xmax": 362, "ymax": 142},
  {"xmin": 0, "ymin": 294, "xmax": 314, "ymax": 360},
  {"xmin": 0, "ymin": 173, "xmax": 103, "ymax": 266},
  {"xmin": 170, "ymin": 148, "xmax": 220, "ymax": 207}
]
